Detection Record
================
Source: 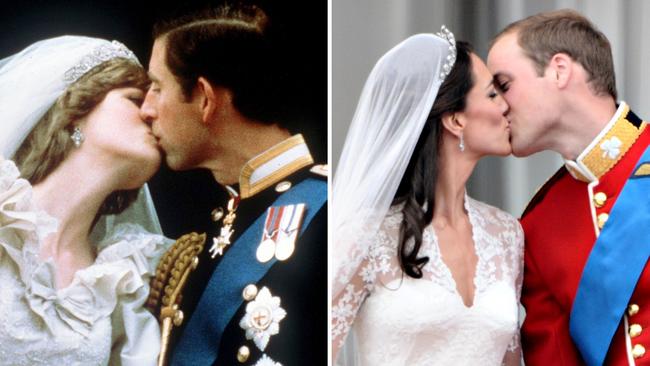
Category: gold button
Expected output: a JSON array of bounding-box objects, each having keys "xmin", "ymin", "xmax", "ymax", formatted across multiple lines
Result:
[
  {"xmin": 275, "ymin": 181, "xmax": 292, "ymax": 193},
  {"xmin": 597, "ymin": 213, "xmax": 609, "ymax": 229},
  {"xmin": 630, "ymin": 324, "xmax": 643, "ymax": 338},
  {"xmin": 211, "ymin": 207, "xmax": 224, "ymax": 222},
  {"xmin": 173, "ymin": 309, "xmax": 184, "ymax": 326},
  {"xmin": 629, "ymin": 304, "xmax": 640, "ymax": 316},
  {"xmin": 633, "ymin": 344, "xmax": 646, "ymax": 359},
  {"xmin": 237, "ymin": 345, "xmax": 250, "ymax": 363},
  {"xmin": 242, "ymin": 284, "xmax": 258, "ymax": 301},
  {"xmin": 593, "ymin": 192, "xmax": 607, "ymax": 208}
]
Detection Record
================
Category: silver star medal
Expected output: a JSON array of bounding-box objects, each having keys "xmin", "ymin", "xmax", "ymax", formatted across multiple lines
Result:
[
  {"xmin": 210, "ymin": 186, "xmax": 239, "ymax": 259},
  {"xmin": 210, "ymin": 226, "xmax": 233, "ymax": 257}
]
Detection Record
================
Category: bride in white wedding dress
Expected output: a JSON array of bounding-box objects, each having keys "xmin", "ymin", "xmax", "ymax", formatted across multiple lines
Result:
[
  {"xmin": 332, "ymin": 28, "xmax": 524, "ymax": 365},
  {"xmin": 0, "ymin": 36, "xmax": 171, "ymax": 365}
]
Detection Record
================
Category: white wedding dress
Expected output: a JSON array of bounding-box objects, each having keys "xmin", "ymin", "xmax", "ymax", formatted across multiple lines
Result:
[
  {"xmin": 0, "ymin": 158, "xmax": 171, "ymax": 365},
  {"xmin": 332, "ymin": 196, "xmax": 524, "ymax": 365}
]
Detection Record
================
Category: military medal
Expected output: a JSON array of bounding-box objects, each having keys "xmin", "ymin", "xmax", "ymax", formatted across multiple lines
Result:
[
  {"xmin": 256, "ymin": 204, "xmax": 306, "ymax": 263},
  {"xmin": 209, "ymin": 186, "xmax": 240, "ymax": 258},
  {"xmin": 275, "ymin": 204, "xmax": 305, "ymax": 261},
  {"xmin": 256, "ymin": 206, "xmax": 283, "ymax": 263}
]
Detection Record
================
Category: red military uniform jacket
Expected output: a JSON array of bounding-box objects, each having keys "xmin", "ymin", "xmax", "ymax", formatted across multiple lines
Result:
[{"xmin": 521, "ymin": 103, "xmax": 650, "ymax": 365}]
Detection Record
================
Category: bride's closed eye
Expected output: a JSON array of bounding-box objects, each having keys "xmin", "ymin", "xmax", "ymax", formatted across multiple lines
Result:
[
  {"xmin": 128, "ymin": 96, "xmax": 145, "ymax": 106},
  {"xmin": 123, "ymin": 89, "xmax": 145, "ymax": 106}
]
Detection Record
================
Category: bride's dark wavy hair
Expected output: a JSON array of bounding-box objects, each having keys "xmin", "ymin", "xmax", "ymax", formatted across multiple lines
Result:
[{"xmin": 392, "ymin": 41, "xmax": 474, "ymax": 278}]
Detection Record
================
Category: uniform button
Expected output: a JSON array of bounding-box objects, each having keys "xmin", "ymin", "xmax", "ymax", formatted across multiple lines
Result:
[
  {"xmin": 173, "ymin": 309, "xmax": 184, "ymax": 326},
  {"xmin": 237, "ymin": 345, "xmax": 250, "ymax": 363},
  {"xmin": 632, "ymin": 344, "xmax": 646, "ymax": 359},
  {"xmin": 242, "ymin": 284, "xmax": 258, "ymax": 301},
  {"xmin": 630, "ymin": 324, "xmax": 643, "ymax": 338},
  {"xmin": 275, "ymin": 181, "xmax": 292, "ymax": 193},
  {"xmin": 593, "ymin": 192, "xmax": 607, "ymax": 208},
  {"xmin": 629, "ymin": 304, "xmax": 640, "ymax": 316},
  {"xmin": 211, "ymin": 207, "xmax": 224, "ymax": 222},
  {"xmin": 597, "ymin": 213, "xmax": 609, "ymax": 229}
]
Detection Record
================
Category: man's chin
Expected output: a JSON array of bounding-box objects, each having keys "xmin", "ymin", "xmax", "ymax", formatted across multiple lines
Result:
[
  {"xmin": 511, "ymin": 144, "xmax": 536, "ymax": 158},
  {"xmin": 165, "ymin": 155, "xmax": 190, "ymax": 172}
]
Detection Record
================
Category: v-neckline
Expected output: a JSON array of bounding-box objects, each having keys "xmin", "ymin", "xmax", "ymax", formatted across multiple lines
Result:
[{"xmin": 426, "ymin": 193, "xmax": 480, "ymax": 308}]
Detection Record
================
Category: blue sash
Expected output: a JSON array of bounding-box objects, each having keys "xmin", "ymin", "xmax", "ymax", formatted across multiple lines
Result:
[
  {"xmin": 171, "ymin": 178, "xmax": 327, "ymax": 366},
  {"xmin": 570, "ymin": 144, "xmax": 650, "ymax": 366}
]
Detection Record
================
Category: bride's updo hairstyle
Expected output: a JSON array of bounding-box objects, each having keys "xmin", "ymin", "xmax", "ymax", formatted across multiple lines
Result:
[
  {"xmin": 13, "ymin": 58, "xmax": 149, "ymax": 216},
  {"xmin": 392, "ymin": 41, "xmax": 474, "ymax": 278}
]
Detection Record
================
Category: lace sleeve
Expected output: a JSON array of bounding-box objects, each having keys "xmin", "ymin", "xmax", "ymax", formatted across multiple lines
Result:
[
  {"xmin": 332, "ymin": 251, "xmax": 373, "ymax": 361},
  {"xmin": 502, "ymin": 219, "xmax": 524, "ymax": 366}
]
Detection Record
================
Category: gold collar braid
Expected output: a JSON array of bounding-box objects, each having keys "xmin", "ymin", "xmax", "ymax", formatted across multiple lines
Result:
[{"xmin": 566, "ymin": 104, "xmax": 646, "ymax": 182}]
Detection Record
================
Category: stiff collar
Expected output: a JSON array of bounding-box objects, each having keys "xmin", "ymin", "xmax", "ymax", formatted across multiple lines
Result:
[
  {"xmin": 564, "ymin": 102, "xmax": 646, "ymax": 182},
  {"xmin": 237, "ymin": 134, "xmax": 314, "ymax": 199}
]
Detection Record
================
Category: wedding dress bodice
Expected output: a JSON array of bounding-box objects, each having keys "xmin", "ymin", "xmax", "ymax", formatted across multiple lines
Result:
[
  {"xmin": 333, "ymin": 196, "xmax": 524, "ymax": 365},
  {"xmin": 0, "ymin": 158, "xmax": 171, "ymax": 365}
]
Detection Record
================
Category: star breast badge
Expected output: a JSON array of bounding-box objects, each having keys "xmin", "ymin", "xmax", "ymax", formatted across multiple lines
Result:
[
  {"xmin": 239, "ymin": 286, "xmax": 287, "ymax": 351},
  {"xmin": 254, "ymin": 354, "xmax": 282, "ymax": 366}
]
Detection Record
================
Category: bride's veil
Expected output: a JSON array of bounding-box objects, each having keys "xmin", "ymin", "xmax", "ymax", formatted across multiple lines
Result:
[
  {"xmin": 0, "ymin": 36, "xmax": 163, "ymax": 239},
  {"xmin": 331, "ymin": 30, "xmax": 456, "ymax": 364}
]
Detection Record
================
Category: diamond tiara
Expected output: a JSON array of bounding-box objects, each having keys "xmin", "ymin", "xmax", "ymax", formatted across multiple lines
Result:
[
  {"xmin": 63, "ymin": 40, "xmax": 140, "ymax": 84},
  {"xmin": 435, "ymin": 25, "xmax": 457, "ymax": 81}
]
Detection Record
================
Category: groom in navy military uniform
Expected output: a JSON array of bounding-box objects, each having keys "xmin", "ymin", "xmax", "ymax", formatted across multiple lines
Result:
[{"xmin": 140, "ymin": 3, "xmax": 327, "ymax": 365}]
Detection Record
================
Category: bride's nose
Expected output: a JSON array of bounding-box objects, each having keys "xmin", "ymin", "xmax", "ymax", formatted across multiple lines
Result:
[{"xmin": 496, "ymin": 93, "xmax": 509, "ymax": 116}]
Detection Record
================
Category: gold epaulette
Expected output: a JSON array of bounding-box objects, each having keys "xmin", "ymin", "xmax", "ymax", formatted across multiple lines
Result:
[{"xmin": 146, "ymin": 232, "xmax": 206, "ymax": 366}]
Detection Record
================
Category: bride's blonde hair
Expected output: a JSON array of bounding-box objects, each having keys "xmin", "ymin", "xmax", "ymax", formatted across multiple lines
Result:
[{"xmin": 14, "ymin": 58, "xmax": 149, "ymax": 216}]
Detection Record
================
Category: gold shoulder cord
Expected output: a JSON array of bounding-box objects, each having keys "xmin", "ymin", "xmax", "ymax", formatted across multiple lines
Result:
[{"xmin": 146, "ymin": 232, "xmax": 206, "ymax": 366}]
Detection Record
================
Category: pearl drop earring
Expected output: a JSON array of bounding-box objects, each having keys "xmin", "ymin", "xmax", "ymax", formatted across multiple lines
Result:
[{"xmin": 459, "ymin": 132, "xmax": 465, "ymax": 152}]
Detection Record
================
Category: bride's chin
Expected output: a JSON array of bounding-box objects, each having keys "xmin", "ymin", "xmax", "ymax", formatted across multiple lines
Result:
[{"xmin": 119, "ymin": 157, "xmax": 161, "ymax": 190}]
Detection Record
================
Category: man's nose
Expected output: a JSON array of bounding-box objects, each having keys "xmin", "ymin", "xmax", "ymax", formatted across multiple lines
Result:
[{"xmin": 140, "ymin": 91, "xmax": 157, "ymax": 123}]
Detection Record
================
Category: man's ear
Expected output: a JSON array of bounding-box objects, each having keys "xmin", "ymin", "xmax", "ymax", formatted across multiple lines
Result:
[
  {"xmin": 547, "ymin": 53, "xmax": 572, "ymax": 89},
  {"xmin": 441, "ymin": 111, "xmax": 465, "ymax": 137},
  {"xmin": 195, "ymin": 77, "xmax": 222, "ymax": 124}
]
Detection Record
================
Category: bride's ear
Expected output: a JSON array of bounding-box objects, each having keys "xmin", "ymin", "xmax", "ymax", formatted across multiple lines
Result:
[{"xmin": 441, "ymin": 112, "xmax": 465, "ymax": 138}]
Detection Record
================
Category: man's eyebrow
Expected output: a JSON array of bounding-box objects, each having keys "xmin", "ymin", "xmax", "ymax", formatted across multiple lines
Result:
[{"xmin": 492, "ymin": 71, "xmax": 510, "ymax": 80}]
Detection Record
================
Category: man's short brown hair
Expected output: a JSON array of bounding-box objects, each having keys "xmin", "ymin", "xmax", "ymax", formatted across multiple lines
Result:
[{"xmin": 491, "ymin": 9, "xmax": 617, "ymax": 99}]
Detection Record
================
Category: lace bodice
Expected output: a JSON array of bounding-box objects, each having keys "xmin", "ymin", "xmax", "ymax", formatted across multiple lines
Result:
[
  {"xmin": 0, "ymin": 158, "xmax": 172, "ymax": 365},
  {"xmin": 332, "ymin": 196, "xmax": 524, "ymax": 365}
]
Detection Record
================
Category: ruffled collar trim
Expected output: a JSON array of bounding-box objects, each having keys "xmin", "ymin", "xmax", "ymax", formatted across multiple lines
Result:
[{"xmin": 0, "ymin": 158, "xmax": 170, "ymax": 336}]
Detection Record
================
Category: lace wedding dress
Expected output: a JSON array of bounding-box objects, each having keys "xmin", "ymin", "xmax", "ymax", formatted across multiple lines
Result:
[
  {"xmin": 0, "ymin": 158, "xmax": 172, "ymax": 365},
  {"xmin": 332, "ymin": 196, "xmax": 524, "ymax": 365}
]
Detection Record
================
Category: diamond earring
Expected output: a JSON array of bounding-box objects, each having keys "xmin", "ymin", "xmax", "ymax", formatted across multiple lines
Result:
[
  {"xmin": 459, "ymin": 133, "xmax": 465, "ymax": 152},
  {"xmin": 71, "ymin": 126, "xmax": 84, "ymax": 147}
]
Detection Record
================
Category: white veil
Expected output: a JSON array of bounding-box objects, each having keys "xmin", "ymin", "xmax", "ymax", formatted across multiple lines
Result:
[
  {"xmin": 332, "ymin": 31, "xmax": 456, "ymax": 297},
  {"xmin": 331, "ymin": 31, "xmax": 456, "ymax": 364},
  {"xmin": 0, "ymin": 35, "xmax": 163, "ymax": 239}
]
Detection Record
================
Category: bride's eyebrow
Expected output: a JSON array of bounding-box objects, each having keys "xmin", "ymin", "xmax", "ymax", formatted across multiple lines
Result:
[{"xmin": 147, "ymin": 72, "xmax": 160, "ymax": 83}]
